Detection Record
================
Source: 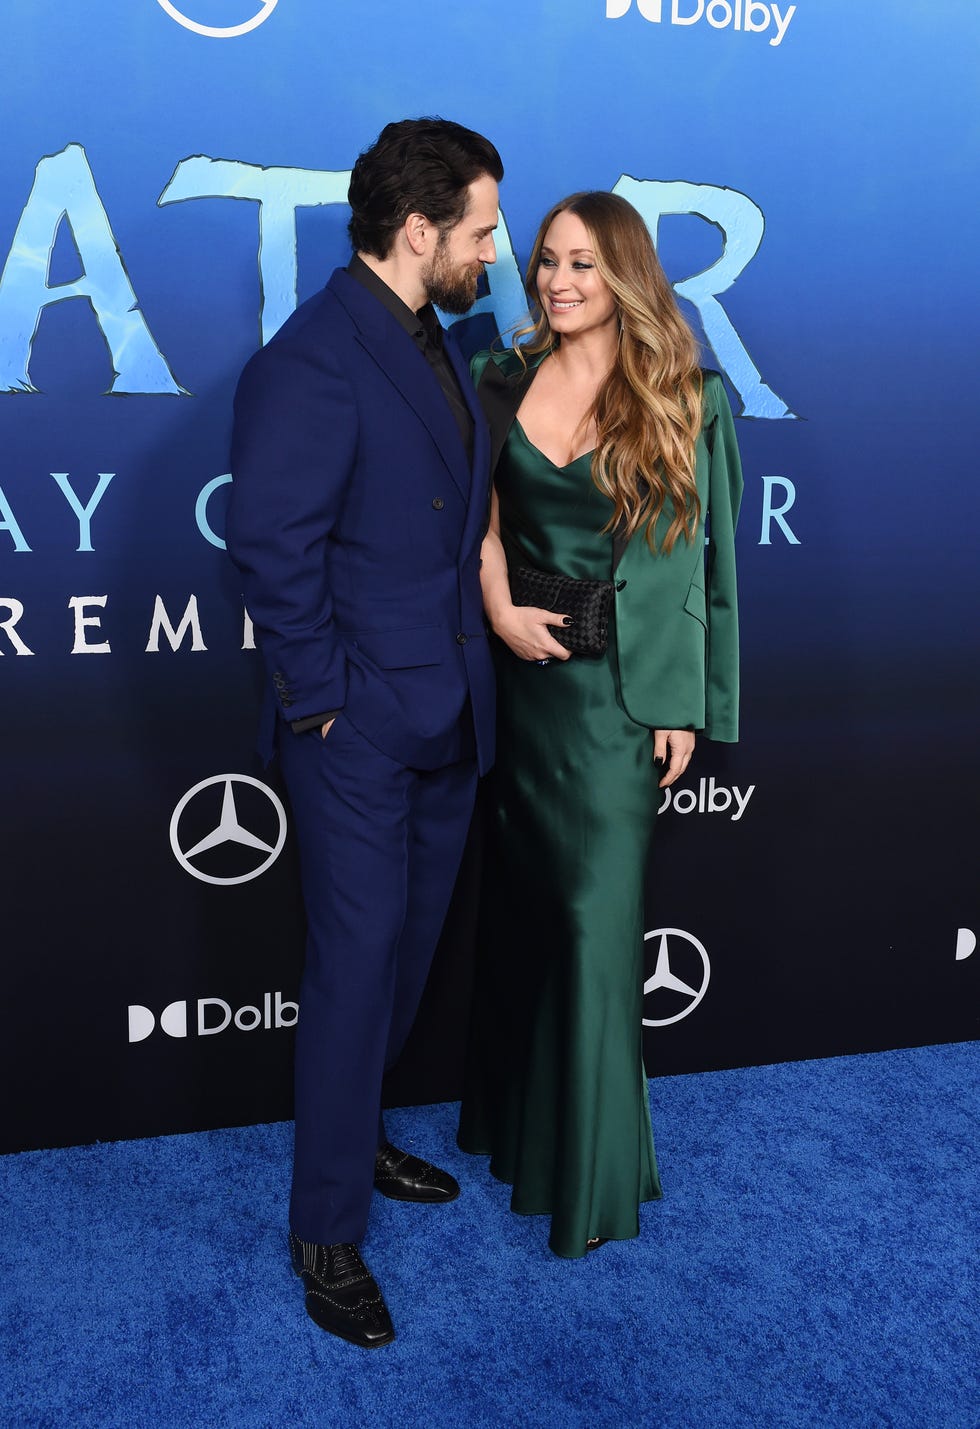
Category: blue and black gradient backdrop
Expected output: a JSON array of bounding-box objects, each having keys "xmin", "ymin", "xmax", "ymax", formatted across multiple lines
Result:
[{"xmin": 2, "ymin": 1, "xmax": 977, "ymax": 1152}]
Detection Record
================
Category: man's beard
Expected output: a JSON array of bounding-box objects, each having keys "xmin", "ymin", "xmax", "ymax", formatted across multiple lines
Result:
[{"xmin": 422, "ymin": 233, "xmax": 480, "ymax": 315}]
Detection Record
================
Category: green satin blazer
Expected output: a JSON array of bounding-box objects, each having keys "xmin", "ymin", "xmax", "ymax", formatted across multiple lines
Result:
[{"xmin": 473, "ymin": 348, "xmax": 743, "ymax": 742}]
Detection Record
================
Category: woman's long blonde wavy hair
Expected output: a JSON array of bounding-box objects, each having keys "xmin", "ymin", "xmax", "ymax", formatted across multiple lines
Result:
[{"xmin": 516, "ymin": 192, "xmax": 703, "ymax": 554}]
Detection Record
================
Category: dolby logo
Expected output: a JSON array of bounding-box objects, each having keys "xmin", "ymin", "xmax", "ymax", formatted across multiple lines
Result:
[
  {"xmin": 606, "ymin": 0, "xmax": 797, "ymax": 47},
  {"xmin": 128, "ymin": 992, "xmax": 298, "ymax": 1041},
  {"xmin": 660, "ymin": 777, "xmax": 755, "ymax": 821},
  {"xmin": 956, "ymin": 929, "xmax": 976, "ymax": 961}
]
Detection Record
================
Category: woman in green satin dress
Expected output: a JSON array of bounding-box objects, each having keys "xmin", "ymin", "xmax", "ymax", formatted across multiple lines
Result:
[{"xmin": 458, "ymin": 193, "xmax": 742, "ymax": 1258}]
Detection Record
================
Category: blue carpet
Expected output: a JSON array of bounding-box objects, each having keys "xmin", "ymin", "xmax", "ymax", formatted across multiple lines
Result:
[{"xmin": 2, "ymin": 1043, "xmax": 977, "ymax": 1428}]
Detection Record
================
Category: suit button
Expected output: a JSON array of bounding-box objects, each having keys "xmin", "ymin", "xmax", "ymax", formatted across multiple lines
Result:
[
  {"xmin": 273, "ymin": 671, "xmax": 285, "ymax": 686},
  {"xmin": 432, "ymin": 497, "xmax": 445, "ymax": 510},
  {"xmin": 281, "ymin": 697, "xmax": 294, "ymax": 708},
  {"xmin": 456, "ymin": 633, "xmax": 468, "ymax": 645}
]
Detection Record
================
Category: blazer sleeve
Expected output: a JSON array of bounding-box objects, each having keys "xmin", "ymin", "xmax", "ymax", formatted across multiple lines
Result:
[
  {"xmin": 702, "ymin": 372, "xmax": 744, "ymax": 742},
  {"xmin": 227, "ymin": 337, "xmax": 356, "ymax": 725}
]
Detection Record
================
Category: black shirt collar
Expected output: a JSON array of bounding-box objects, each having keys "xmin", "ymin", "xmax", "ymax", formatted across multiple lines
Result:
[{"xmin": 347, "ymin": 254, "xmax": 442, "ymax": 351}]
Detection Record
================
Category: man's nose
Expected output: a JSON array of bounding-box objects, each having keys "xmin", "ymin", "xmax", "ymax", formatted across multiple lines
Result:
[{"xmin": 480, "ymin": 236, "xmax": 497, "ymax": 265}]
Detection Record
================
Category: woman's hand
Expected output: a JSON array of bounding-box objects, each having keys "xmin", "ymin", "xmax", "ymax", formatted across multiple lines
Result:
[
  {"xmin": 491, "ymin": 604, "xmax": 573, "ymax": 663},
  {"xmin": 652, "ymin": 729, "xmax": 695, "ymax": 787},
  {"xmin": 480, "ymin": 489, "xmax": 570, "ymax": 664}
]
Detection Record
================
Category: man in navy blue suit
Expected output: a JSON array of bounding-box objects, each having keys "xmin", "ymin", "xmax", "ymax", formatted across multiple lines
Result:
[{"xmin": 227, "ymin": 119, "xmax": 502, "ymax": 1347}]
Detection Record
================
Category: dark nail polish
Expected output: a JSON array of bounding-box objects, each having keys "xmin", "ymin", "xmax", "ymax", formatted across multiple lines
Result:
[{"xmin": 561, "ymin": 616, "xmax": 573, "ymax": 626}]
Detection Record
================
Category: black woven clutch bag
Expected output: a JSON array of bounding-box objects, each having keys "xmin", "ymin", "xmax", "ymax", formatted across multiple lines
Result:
[{"xmin": 509, "ymin": 565, "xmax": 615, "ymax": 657}]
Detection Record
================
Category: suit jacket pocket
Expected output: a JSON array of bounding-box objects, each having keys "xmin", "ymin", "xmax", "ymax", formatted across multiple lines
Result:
[
  {"xmin": 348, "ymin": 625, "xmax": 444, "ymax": 670},
  {"xmin": 683, "ymin": 580, "xmax": 707, "ymax": 629}
]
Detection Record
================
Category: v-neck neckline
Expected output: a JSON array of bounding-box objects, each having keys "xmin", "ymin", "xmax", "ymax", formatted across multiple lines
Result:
[{"xmin": 513, "ymin": 417, "xmax": 595, "ymax": 472}]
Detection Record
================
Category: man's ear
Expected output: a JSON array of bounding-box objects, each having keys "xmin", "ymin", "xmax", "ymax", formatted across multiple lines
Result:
[{"xmin": 403, "ymin": 212, "xmax": 432, "ymax": 257}]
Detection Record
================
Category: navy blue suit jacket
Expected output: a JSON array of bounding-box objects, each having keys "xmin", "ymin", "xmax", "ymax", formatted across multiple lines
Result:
[{"xmin": 227, "ymin": 268, "xmax": 495, "ymax": 774}]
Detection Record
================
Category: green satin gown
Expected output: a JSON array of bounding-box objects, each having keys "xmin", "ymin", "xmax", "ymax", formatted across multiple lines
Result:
[{"xmin": 458, "ymin": 419, "xmax": 663, "ymax": 1259}]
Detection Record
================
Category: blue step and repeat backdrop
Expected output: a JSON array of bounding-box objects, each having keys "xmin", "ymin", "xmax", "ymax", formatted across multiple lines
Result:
[{"xmin": 2, "ymin": 1, "xmax": 977, "ymax": 1152}]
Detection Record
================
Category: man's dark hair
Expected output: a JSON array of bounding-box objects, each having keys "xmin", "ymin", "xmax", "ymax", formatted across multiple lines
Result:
[{"xmin": 348, "ymin": 117, "xmax": 503, "ymax": 259}]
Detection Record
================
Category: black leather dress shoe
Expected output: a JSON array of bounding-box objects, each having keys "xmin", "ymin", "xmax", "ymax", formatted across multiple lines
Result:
[
  {"xmin": 288, "ymin": 1233, "xmax": 395, "ymax": 1347},
  {"xmin": 373, "ymin": 1141, "xmax": 460, "ymax": 1203}
]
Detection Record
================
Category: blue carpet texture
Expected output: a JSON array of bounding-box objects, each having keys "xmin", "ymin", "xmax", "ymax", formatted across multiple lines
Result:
[{"xmin": 2, "ymin": 1043, "xmax": 977, "ymax": 1428}]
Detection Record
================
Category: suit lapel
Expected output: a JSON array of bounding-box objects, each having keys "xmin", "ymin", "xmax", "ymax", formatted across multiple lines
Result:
[
  {"xmin": 444, "ymin": 328, "xmax": 493, "ymax": 552},
  {"xmin": 330, "ymin": 270, "xmax": 471, "ymax": 499},
  {"xmin": 443, "ymin": 328, "xmax": 489, "ymax": 481}
]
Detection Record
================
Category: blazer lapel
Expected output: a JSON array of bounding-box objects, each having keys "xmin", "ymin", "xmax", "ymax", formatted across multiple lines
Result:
[{"xmin": 475, "ymin": 350, "xmax": 540, "ymax": 477}]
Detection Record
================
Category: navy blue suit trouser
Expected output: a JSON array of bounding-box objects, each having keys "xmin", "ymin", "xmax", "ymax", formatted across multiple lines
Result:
[{"xmin": 278, "ymin": 711, "xmax": 478, "ymax": 1246}]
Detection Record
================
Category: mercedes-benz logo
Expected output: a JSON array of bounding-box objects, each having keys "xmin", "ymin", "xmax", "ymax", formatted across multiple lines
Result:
[
  {"xmin": 155, "ymin": 0, "xmax": 279, "ymax": 39},
  {"xmin": 642, "ymin": 927, "xmax": 710, "ymax": 1026},
  {"xmin": 170, "ymin": 775, "xmax": 287, "ymax": 885}
]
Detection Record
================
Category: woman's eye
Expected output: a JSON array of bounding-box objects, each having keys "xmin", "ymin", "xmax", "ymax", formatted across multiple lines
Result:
[
  {"xmin": 572, "ymin": 261, "xmax": 594, "ymax": 270},
  {"xmin": 539, "ymin": 257, "xmax": 556, "ymax": 268}
]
